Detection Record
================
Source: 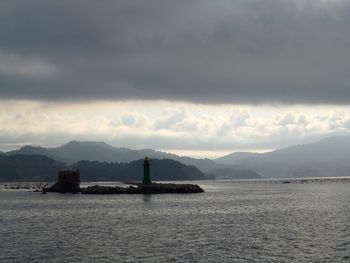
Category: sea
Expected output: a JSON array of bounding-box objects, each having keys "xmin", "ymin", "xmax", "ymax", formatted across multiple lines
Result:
[{"xmin": 1, "ymin": 179, "xmax": 350, "ymax": 262}]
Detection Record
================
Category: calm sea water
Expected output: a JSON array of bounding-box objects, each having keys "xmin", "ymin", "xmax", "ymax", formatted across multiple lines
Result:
[{"xmin": 1, "ymin": 180, "xmax": 350, "ymax": 262}]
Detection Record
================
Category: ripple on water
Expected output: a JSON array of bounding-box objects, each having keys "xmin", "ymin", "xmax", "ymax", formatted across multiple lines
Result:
[{"xmin": 1, "ymin": 182, "xmax": 350, "ymax": 262}]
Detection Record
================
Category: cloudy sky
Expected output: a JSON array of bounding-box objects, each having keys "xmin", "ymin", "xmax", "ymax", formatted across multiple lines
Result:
[{"xmin": 1, "ymin": 0, "xmax": 350, "ymax": 158}]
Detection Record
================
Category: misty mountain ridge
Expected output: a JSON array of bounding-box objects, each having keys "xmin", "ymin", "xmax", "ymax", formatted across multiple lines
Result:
[
  {"xmin": 216, "ymin": 136, "xmax": 350, "ymax": 178},
  {"xmin": 215, "ymin": 152, "xmax": 259, "ymax": 165},
  {"xmin": 5, "ymin": 140, "xmax": 228, "ymax": 174},
  {"xmin": 7, "ymin": 140, "xmax": 174, "ymax": 164},
  {"xmin": 6, "ymin": 135, "xmax": 349, "ymax": 179}
]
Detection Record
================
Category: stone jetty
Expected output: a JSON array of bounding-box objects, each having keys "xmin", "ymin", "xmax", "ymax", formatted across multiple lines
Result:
[
  {"xmin": 81, "ymin": 183, "xmax": 204, "ymax": 194},
  {"xmin": 44, "ymin": 157, "xmax": 204, "ymax": 194}
]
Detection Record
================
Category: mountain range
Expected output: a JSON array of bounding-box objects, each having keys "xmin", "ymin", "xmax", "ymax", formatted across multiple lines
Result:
[
  {"xmin": 4, "ymin": 141, "xmax": 260, "ymax": 179},
  {"xmin": 3, "ymin": 135, "xmax": 350, "ymax": 179},
  {"xmin": 216, "ymin": 136, "xmax": 350, "ymax": 178},
  {"xmin": 0, "ymin": 155, "xmax": 208, "ymax": 182}
]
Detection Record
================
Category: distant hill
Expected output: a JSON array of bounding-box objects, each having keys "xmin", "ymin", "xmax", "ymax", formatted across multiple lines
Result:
[
  {"xmin": 72, "ymin": 159, "xmax": 207, "ymax": 182},
  {"xmin": 208, "ymin": 168, "xmax": 262, "ymax": 180},
  {"xmin": 0, "ymin": 155, "xmax": 207, "ymax": 182},
  {"xmin": 215, "ymin": 152, "xmax": 259, "ymax": 165},
  {"xmin": 0, "ymin": 155, "xmax": 65, "ymax": 181},
  {"xmin": 6, "ymin": 141, "xmax": 145, "ymax": 164},
  {"xmin": 5, "ymin": 141, "xmax": 236, "ymax": 174},
  {"xmin": 215, "ymin": 136, "xmax": 350, "ymax": 178},
  {"xmin": 5, "ymin": 136, "xmax": 349, "ymax": 179}
]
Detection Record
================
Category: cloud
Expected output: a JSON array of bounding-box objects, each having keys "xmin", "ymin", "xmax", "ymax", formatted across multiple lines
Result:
[
  {"xmin": 154, "ymin": 108, "xmax": 187, "ymax": 130},
  {"xmin": 0, "ymin": 52, "xmax": 57, "ymax": 78},
  {"xmin": 0, "ymin": 0, "xmax": 350, "ymax": 104},
  {"xmin": 1, "ymin": 100, "xmax": 350, "ymax": 155},
  {"xmin": 278, "ymin": 113, "xmax": 296, "ymax": 126}
]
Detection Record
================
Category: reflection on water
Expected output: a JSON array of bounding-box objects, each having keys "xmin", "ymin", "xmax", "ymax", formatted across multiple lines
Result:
[
  {"xmin": 1, "ymin": 181, "xmax": 350, "ymax": 262},
  {"xmin": 142, "ymin": 194, "xmax": 152, "ymax": 203}
]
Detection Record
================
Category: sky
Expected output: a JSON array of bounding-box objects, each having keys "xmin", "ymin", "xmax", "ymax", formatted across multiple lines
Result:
[{"xmin": 1, "ymin": 0, "xmax": 350, "ymax": 158}]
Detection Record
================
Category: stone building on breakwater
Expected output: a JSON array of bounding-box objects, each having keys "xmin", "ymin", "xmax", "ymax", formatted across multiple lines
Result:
[{"xmin": 45, "ymin": 170, "xmax": 80, "ymax": 193}]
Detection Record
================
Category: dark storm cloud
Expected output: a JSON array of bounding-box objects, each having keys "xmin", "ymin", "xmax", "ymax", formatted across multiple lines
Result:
[{"xmin": 1, "ymin": 0, "xmax": 350, "ymax": 104}]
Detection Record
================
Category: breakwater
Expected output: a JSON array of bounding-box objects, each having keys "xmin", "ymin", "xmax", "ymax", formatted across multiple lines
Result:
[
  {"xmin": 81, "ymin": 183, "xmax": 204, "ymax": 194},
  {"xmin": 44, "ymin": 182, "xmax": 204, "ymax": 194},
  {"xmin": 0, "ymin": 183, "xmax": 49, "ymax": 190}
]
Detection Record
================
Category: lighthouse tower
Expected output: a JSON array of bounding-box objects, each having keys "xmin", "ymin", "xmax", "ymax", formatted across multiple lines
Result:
[{"xmin": 142, "ymin": 157, "xmax": 152, "ymax": 185}]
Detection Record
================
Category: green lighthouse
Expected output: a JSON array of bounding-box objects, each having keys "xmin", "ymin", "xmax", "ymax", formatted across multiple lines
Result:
[{"xmin": 142, "ymin": 157, "xmax": 152, "ymax": 185}]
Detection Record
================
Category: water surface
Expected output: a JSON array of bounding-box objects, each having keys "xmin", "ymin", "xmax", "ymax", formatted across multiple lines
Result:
[{"xmin": 1, "ymin": 180, "xmax": 350, "ymax": 262}]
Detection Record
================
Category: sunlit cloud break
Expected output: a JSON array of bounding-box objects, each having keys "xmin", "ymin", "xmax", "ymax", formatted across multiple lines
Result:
[{"xmin": 1, "ymin": 100, "xmax": 349, "ymax": 157}]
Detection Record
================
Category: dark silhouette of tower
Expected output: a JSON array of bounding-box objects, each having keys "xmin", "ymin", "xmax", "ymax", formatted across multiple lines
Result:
[
  {"xmin": 47, "ymin": 170, "xmax": 80, "ymax": 193},
  {"xmin": 142, "ymin": 157, "xmax": 152, "ymax": 185}
]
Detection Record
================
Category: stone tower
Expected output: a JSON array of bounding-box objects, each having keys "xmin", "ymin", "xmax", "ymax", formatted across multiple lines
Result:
[
  {"xmin": 47, "ymin": 170, "xmax": 80, "ymax": 193},
  {"xmin": 142, "ymin": 157, "xmax": 152, "ymax": 185}
]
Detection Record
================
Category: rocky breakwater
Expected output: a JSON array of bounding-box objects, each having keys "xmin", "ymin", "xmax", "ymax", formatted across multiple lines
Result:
[
  {"xmin": 81, "ymin": 183, "xmax": 204, "ymax": 194},
  {"xmin": 1, "ymin": 183, "xmax": 49, "ymax": 191}
]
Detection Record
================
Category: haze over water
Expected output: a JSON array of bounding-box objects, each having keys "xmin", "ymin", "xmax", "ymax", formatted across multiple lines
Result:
[{"xmin": 1, "ymin": 180, "xmax": 350, "ymax": 262}]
